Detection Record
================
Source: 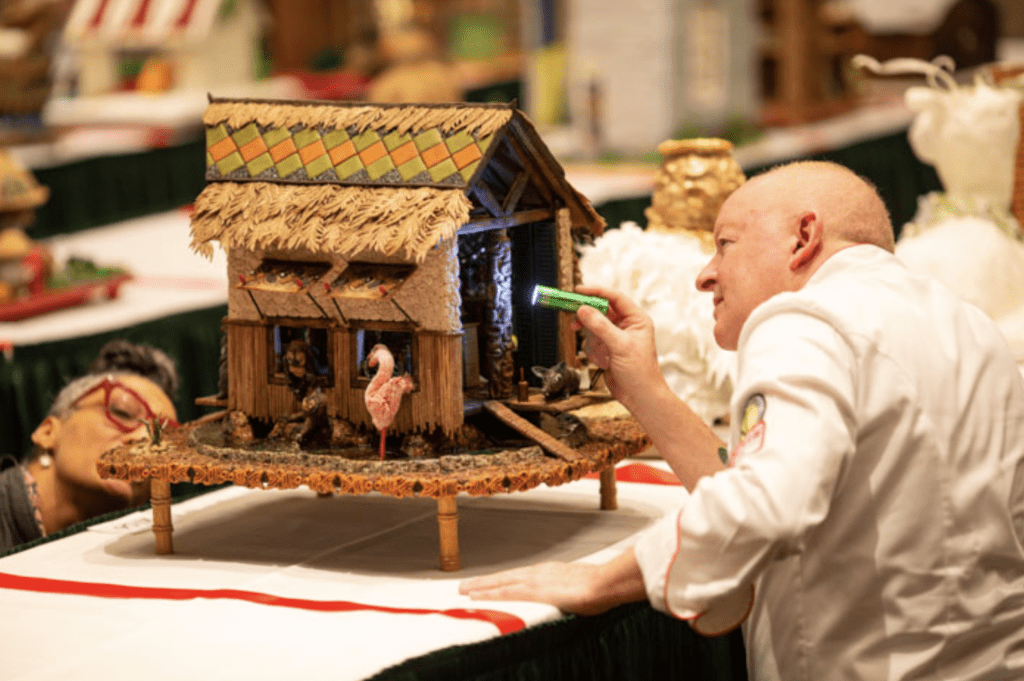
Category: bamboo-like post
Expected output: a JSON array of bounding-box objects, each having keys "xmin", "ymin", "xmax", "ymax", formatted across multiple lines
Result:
[
  {"xmin": 599, "ymin": 467, "xmax": 618, "ymax": 511},
  {"xmin": 151, "ymin": 479, "xmax": 174, "ymax": 554},
  {"xmin": 555, "ymin": 208, "xmax": 578, "ymax": 367},
  {"xmin": 437, "ymin": 495, "xmax": 461, "ymax": 571}
]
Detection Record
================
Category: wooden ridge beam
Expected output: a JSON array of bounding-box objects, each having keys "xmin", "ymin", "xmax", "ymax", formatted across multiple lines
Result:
[{"xmin": 461, "ymin": 208, "xmax": 554, "ymax": 235}]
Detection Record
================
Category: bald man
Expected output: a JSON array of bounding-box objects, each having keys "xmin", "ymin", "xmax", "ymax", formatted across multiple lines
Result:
[{"xmin": 461, "ymin": 162, "xmax": 1024, "ymax": 680}]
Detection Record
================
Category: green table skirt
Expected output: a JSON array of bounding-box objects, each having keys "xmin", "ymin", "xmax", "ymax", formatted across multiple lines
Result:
[
  {"xmin": 30, "ymin": 138, "xmax": 207, "ymax": 240},
  {"xmin": 370, "ymin": 602, "xmax": 748, "ymax": 681}
]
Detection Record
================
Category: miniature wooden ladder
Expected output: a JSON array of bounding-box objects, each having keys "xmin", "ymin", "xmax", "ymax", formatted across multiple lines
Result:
[
  {"xmin": 483, "ymin": 400, "xmax": 582, "ymax": 461},
  {"xmin": 483, "ymin": 400, "xmax": 617, "ymax": 511}
]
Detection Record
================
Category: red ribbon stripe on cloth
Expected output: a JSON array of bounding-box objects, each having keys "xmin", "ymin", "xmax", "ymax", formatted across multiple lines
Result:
[{"xmin": 0, "ymin": 572, "xmax": 525, "ymax": 635}]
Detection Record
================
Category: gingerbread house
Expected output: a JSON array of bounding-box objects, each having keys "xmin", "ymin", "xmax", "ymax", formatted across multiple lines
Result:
[
  {"xmin": 60, "ymin": 0, "xmax": 266, "ymax": 96},
  {"xmin": 190, "ymin": 97, "xmax": 605, "ymax": 438}
]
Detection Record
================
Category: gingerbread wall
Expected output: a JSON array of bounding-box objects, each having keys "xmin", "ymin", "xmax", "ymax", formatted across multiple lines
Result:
[{"xmin": 226, "ymin": 242, "xmax": 461, "ymax": 333}]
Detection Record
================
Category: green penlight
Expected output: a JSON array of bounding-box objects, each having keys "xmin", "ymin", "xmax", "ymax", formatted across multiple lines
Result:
[{"xmin": 531, "ymin": 285, "xmax": 610, "ymax": 315}]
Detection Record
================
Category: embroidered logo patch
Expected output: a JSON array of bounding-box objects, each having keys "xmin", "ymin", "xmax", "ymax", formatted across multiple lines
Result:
[
  {"xmin": 729, "ymin": 394, "xmax": 766, "ymax": 466},
  {"xmin": 740, "ymin": 394, "xmax": 766, "ymax": 437}
]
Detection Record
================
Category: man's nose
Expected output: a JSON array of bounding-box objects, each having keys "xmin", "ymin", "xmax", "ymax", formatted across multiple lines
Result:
[{"xmin": 696, "ymin": 262, "xmax": 716, "ymax": 292}]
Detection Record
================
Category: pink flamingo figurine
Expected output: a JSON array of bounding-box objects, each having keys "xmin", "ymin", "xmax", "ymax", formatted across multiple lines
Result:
[{"xmin": 364, "ymin": 344, "xmax": 415, "ymax": 459}]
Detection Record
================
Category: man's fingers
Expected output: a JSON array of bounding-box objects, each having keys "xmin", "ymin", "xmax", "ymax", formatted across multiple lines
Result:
[
  {"xmin": 461, "ymin": 580, "xmax": 533, "ymax": 604},
  {"xmin": 461, "ymin": 584, "xmax": 530, "ymax": 602},
  {"xmin": 576, "ymin": 304, "xmax": 616, "ymax": 336},
  {"xmin": 459, "ymin": 567, "xmax": 535, "ymax": 594},
  {"xmin": 575, "ymin": 285, "xmax": 644, "ymax": 320},
  {"xmin": 459, "ymin": 563, "xmax": 567, "ymax": 602},
  {"xmin": 459, "ymin": 574, "xmax": 512, "ymax": 594}
]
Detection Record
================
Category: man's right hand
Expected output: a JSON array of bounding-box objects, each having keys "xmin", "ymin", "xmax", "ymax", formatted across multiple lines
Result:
[
  {"xmin": 574, "ymin": 285, "xmax": 726, "ymax": 490},
  {"xmin": 574, "ymin": 285, "xmax": 668, "ymax": 413}
]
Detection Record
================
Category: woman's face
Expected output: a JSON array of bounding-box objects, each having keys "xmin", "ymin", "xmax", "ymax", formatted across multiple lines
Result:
[{"xmin": 33, "ymin": 374, "xmax": 177, "ymax": 504}]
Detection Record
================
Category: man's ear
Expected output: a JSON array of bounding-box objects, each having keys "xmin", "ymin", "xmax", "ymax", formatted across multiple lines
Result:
[
  {"xmin": 31, "ymin": 416, "xmax": 61, "ymax": 451},
  {"xmin": 790, "ymin": 211, "xmax": 823, "ymax": 271}
]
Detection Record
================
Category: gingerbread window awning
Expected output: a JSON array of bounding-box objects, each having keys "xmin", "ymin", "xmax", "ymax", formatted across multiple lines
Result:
[
  {"xmin": 238, "ymin": 259, "xmax": 331, "ymax": 293},
  {"xmin": 327, "ymin": 263, "xmax": 415, "ymax": 301}
]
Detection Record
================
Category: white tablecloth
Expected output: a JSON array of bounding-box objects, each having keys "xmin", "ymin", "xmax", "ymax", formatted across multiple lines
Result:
[{"xmin": 0, "ymin": 460, "xmax": 688, "ymax": 681}]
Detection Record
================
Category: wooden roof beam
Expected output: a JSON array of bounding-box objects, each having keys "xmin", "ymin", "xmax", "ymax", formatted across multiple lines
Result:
[
  {"xmin": 461, "ymin": 208, "xmax": 554, "ymax": 235},
  {"xmin": 503, "ymin": 133, "xmax": 555, "ymax": 205},
  {"xmin": 502, "ymin": 171, "xmax": 530, "ymax": 216},
  {"xmin": 471, "ymin": 181, "xmax": 506, "ymax": 218}
]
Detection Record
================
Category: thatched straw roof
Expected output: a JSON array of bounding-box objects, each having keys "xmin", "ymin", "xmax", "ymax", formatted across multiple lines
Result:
[
  {"xmin": 190, "ymin": 182, "xmax": 471, "ymax": 262},
  {"xmin": 203, "ymin": 98, "xmax": 515, "ymax": 188},
  {"xmin": 194, "ymin": 97, "xmax": 605, "ymax": 249},
  {"xmin": 203, "ymin": 99, "xmax": 514, "ymax": 139}
]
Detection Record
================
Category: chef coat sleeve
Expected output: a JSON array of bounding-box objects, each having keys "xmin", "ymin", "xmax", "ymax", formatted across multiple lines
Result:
[{"xmin": 633, "ymin": 305, "xmax": 858, "ymax": 634}]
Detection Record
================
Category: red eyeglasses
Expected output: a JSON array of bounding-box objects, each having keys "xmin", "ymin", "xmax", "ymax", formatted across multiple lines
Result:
[{"xmin": 71, "ymin": 377, "xmax": 179, "ymax": 433}]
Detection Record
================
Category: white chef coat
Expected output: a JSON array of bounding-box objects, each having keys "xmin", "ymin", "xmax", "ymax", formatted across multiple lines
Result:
[{"xmin": 633, "ymin": 245, "xmax": 1024, "ymax": 680}]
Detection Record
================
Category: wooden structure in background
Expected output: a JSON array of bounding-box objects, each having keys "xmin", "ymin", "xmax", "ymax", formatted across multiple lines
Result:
[
  {"xmin": 758, "ymin": 0, "xmax": 860, "ymax": 125},
  {"xmin": 847, "ymin": 0, "xmax": 999, "ymax": 71},
  {"xmin": 191, "ymin": 98, "xmax": 604, "ymax": 437},
  {"xmin": 262, "ymin": 0, "xmax": 524, "ymax": 89},
  {"xmin": 0, "ymin": 0, "xmax": 69, "ymax": 141},
  {"xmin": 758, "ymin": 0, "xmax": 999, "ymax": 126},
  {"xmin": 263, "ymin": 0, "xmax": 378, "ymax": 73}
]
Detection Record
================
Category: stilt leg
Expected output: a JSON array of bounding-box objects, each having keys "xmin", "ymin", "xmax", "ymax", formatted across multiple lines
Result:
[
  {"xmin": 379, "ymin": 427, "xmax": 387, "ymax": 460},
  {"xmin": 437, "ymin": 495, "xmax": 461, "ymax": 571},
  {"xmin": 599, "ymin": 466, "xmax": 618, "ymax": 510},
  {"xmin": 151, "ymin": 479, "xmax": 174, "ymax": 555}
]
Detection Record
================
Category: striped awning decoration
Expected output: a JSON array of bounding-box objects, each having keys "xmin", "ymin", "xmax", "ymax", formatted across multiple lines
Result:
[{"xmin": 63, "ymin": 0, "xmax": 222, "ymax": 46}]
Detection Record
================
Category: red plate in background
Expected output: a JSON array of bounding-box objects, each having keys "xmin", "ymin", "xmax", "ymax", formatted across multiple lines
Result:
[{"xmin": 0, "ymin": 273, "xmax": 132, "ymax": 322}]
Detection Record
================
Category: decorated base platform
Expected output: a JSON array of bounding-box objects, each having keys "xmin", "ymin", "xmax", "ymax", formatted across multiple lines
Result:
[{"xmin": 97, "ymin": 414, "xmax": 649, "ymax": 571}]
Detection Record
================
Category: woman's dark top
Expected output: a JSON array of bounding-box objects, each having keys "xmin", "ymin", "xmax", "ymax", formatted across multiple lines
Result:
[{"xmin": 0, "ymin": 458, "xmax": 42, "ymax": 554}]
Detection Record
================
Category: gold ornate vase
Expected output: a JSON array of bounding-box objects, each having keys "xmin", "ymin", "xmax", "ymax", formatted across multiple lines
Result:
[{"xmin": 644, "ymin": 138, "xmax": 745, "ymax": 249}]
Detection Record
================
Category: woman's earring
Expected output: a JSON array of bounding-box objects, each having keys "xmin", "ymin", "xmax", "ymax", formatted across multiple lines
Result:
[{"xmin": 38, "ymin": 452, "xmax": 53, "ymax": 469}]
